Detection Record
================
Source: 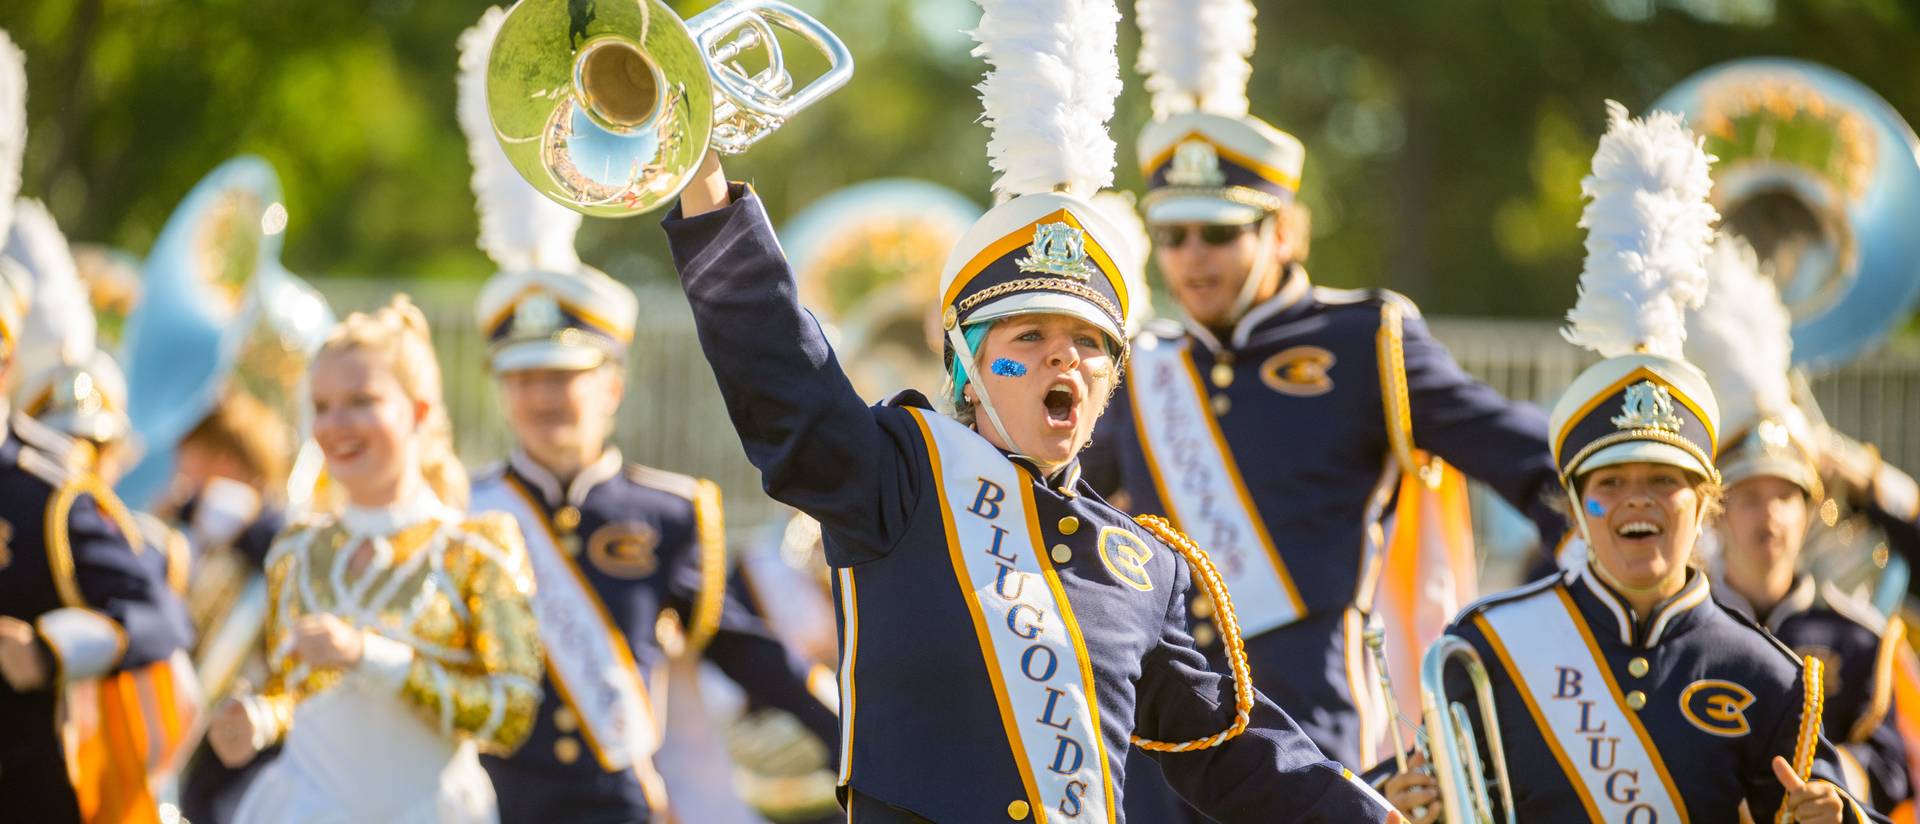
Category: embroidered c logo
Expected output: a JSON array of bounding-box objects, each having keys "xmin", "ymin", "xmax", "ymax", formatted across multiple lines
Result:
[
  {"xmin": 587, "ymin": 522, "xmax": 661, "ymax": 579},
  {"xmin": 1679, "ymin": 679, "xmax": 1755, "ymax": 737},
  {"xmin": 1098, "ymin": 527, "xmax": 1154, "ymax": 592},
  {"xmin": 1259, "ymin": 347, "xmax": 1336, "ymax": 397}
]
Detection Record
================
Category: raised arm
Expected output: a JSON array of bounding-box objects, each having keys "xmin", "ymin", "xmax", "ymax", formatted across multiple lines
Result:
[
  {"xmin": 660, "ymin": 154, "xmax": 921, "ymax": 563},
  {"xmin": 1398, "ymin": 310, "xmax": 1567, "ymax": 545}
]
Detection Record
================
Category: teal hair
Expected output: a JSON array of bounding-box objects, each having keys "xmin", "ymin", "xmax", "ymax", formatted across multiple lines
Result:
[{"xmin": 949, "ymin": 322, "xmax": 993, "ymax": 406}]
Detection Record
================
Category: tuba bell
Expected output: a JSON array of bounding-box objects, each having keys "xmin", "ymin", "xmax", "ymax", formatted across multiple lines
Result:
[
  {"xmin": 116, "ymin": 156, "xmax": 335, "ymax": 737},
  {"xmin": 486, "ymin": 0, "xmax": 853, "ymax": 217},
  {"xmin": 1652, "ymin": 59, "xmax": 1920, "ymax": 372}
]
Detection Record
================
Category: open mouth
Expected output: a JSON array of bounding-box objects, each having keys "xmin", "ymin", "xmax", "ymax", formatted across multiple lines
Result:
[
  {"xmin": 1043, "ymin": 380, "xmax": 1078, "ymax": 429},
  {"xmin": 324, "ymin": 439, "xmax": 367, "ymax": 464},
  {"xmin": 1614, "ymin": 520, "xmax": 1663, "ymax": 542}
]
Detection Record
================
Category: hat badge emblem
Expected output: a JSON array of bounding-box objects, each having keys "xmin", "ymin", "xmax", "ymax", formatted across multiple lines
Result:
[
  {"xmin": 1016, "ymin": 222, "xmax": 1096, "ymax": 282},
  {"xmin": 1755, "ymin": 418, "xmax": 1791, "ymax": 450},
  {"xmin": 1166, "ymin": 139, "xmax": 1227, "ymax": 187},
  {"xmin": 1611, "ymin": 380, "xmax": 1684, "ymax": 433},
  {"xmin": 514, "ymin": 294, "xmax": 563, "ymax": 337}
]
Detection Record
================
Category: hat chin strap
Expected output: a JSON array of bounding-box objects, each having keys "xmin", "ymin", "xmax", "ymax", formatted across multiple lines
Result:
[
  {"xmin": 1226, "ymin": 216, "xmax": 1281, "ymax": 325},
  {"xmin": 948, "ymin": 324, "xmax": 1026, "ymax": 460}
]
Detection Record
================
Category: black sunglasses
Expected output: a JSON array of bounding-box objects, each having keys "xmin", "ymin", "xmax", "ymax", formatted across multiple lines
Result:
[{"xmin": 1150, "ymin": 222, "xmax": 1258, "ymax": 248}]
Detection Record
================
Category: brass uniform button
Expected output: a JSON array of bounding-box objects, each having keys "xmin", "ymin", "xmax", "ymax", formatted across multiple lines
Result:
[
  {"xmin": 1628, "ymin": 657, "xmax": 1649, "ymax": 677},
  {"xmin": 1210, "ymin": 360, "xmax": 1235, "ymax": 389},
  {"xmin": 555, "ymin": 506, "xmax": 583, "ymax": 532},
  {"xmin": 553, "ymin": 706, "xmax": 579, "ymax": 733},
  {"xmin": 1007, "ymin": 800, "xmax": 1030, "ymax": 820},
  {"xmin": 1193, "ymin": 622, "xmax": 1217, "ymax": 647},
  {"xmin": 1190, "ymin": 595, "xmax": 1215, "ymax": 620},
  {"xmin": 1050, "ymin": 544, "xmax": 1072, "ymax": 564},
  {"xmin": 1057, "ymin": 516, "xmax": 1080, "ymax": 535},
  {"xmin": 554, "ymin": 736, "xmax": 582, "ymax": 764},
  {"xmin": 942, "ymin": 306, "xmax": 959, "ymax": 331},
  {"xmin": 1626, "ymin": 690, "xmax": 1646, "ymax": 710},
  {"xmin": 1211, "ymin": 394, "xmax": 1232, "ymax": 416}
]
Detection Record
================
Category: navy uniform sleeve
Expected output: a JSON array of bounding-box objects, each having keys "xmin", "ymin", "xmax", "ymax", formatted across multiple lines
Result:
[
  {"xmin": 1845, "ymin": 703, "xmax": 1911, "ymax": 814},
  {"xmin": 1399, "ymin": 311, "xmax": 1566, "ymax": 545},
  {"xmin": 1136, "ymin": 560, "xmax": 1394, "ymax": 822},
  {"xmin": 696, "ymin": 572, "xmax": 840, "ymax": 759},
  {"xmin": 1744, "ymin": 665, "xmax": 1888, "ymax": 823},
  {"xmin": 39, "ymin": 486, "xmax": 190, "ymax": 679},
  {"xmin": 661, "ymin": 187, "xmax": 921, "ymax": 564},
  {"xmin": 662, "ymin": 522, "xmax": 840, "ymax": 758}
]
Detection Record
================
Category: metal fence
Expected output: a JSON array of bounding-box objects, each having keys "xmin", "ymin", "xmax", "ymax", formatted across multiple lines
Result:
[{"xmin": 315, "ymin": 278, "xmax": 1920, "ymax": 541}]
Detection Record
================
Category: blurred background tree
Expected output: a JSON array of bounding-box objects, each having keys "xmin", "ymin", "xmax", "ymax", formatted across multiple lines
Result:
[{"xmin": 3, "ymin": 0, "xmax": 1916, "ymax": 323}]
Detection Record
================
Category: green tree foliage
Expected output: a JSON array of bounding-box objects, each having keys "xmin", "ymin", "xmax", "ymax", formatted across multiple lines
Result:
[{"xmin": 3, "ymin": 0, "xmax": 1917, "ymax": 321}]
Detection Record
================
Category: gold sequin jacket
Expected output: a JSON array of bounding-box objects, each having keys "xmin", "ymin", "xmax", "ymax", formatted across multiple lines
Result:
[{"xmin": 251, "ymin": 503, "xmax": 543, "ymax": 756}]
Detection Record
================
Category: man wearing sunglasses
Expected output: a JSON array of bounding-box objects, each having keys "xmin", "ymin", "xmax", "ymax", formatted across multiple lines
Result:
[{"xmin": 1083, "ymin": 91, "xmax": 1568, "ymax": 823}]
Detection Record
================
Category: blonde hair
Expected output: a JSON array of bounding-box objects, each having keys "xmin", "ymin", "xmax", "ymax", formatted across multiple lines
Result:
[{"xmin": 316, "ymin": 295, "xmax": 468, "ymax": 511}]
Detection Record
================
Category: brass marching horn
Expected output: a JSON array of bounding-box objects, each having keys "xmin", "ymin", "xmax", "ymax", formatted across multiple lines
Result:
[
  {"xmin": 1367, "ymin": 624, "xmax": 1515, "ymax": 824},
  {"xmin": 1419, "ymin": 636, "xmax": 1515, "ymax": 824},
  {"xmin": 486, "ymin": 0, "xmax": 853, "ymax": 217}
]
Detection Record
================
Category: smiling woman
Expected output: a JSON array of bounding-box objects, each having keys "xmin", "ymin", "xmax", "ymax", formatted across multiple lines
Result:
[
  {"xmin": 207, "ymin": 296, "xmax": 543, "ymax": 823},
  {"xmin": 1377, "ymin": 103, "xmax": 1876, "ymax": 824}
]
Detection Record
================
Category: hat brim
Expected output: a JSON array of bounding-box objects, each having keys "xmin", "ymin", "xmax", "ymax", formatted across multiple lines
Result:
[
  {"xmin": 1143, "ymin": 195, "xmax": 1265, "ymax": 226},
  {"xmin": 1721, "ymin": 455, "xmax": 1820, "ymax": 497},
  {"xmin": 1575, "ymin": 441, "xmax": 1713, "ymax": 481},
  {"xmin": 491, "ymin": 341, "xmax": 611, "ymax": 374},
  {"xmin": 40, "ymin": 410, "xmax": 129, "ymax": 445},
  {"xmin": 965, "ymin": 293, "xmax": 1125, "ymax": 349}
]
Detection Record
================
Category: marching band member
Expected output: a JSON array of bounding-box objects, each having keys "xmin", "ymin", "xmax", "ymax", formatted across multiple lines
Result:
[
  {"xmin": 205, "ymin": 297, "xmax": 543, "ymax": 823},
  {"xmin": 1083, "ymin": 3, "xmax": 1565, "ymax": 811},
  {"xmin": 658, "ymin": 0, "xmax": 1400, "ymax": 819},
  {"xmin": 0, "ymin": 38, "xmax": 191, "ymax": 824},
  {"xmin": 1380, "ymin": 102, "xmax": 1880, "ymax": 824},
  {"xmin": 454, "ymin": 11, "xmax": 838, "ymax": 822},
  {"xmin": 1687, "ymin": 239, "xmax": 1912, "ymax": 814}
]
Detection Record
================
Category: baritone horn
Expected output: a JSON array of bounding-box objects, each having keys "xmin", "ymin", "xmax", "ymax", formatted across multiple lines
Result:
[
  {"xmin": 1419, "ymin": 635, "xmax": 1515, "ymax": 824},
  {"xmin": 487, "ymin": 0, "xmax": 853, "ymax": 217}
]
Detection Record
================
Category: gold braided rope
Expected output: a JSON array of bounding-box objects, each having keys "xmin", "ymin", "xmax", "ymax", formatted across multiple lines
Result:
[{"xmin": 1129, "ymin": 515, "xmax": 1255, "ymax": 752}]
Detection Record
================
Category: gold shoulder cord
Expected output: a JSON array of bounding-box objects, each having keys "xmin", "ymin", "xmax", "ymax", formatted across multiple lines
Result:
[
  {"xmin": 687, "ymin": 478, "xmax": 728, "ymax": 653},
  {"xmin": 1128, "ymin": 514, "xmax": 1254, "ymax": 752}
]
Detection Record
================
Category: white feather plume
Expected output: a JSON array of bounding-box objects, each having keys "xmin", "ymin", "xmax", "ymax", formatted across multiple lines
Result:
[
  {"xmin": 1684, "ymin": 237, "xmax": 1792, "ymax": 434},
  {"xmin": 0, "ymin": 30, "xmax": 27, "ymax": 239},
  {"xmin": 458, "ymin": 7, "xmax": 581, "ymax": 273},
  {"xmin": 1563, "ymin": 100, "xmax": 1718, "ymax": 359},
  {"xmin": 1134, "ymin": 0, "xmax": 1255, "ymax": 120},
  {"xmin": 1089, "ymin": 190, "xmax": 1152, "ymax": 334},
  {"xmin": 971, "ymin": 0, "xmax": 1122, "ymax": 198},
  {"xmin": 4, "ymin": 198, "xmax": 95, "ymax": 371}
]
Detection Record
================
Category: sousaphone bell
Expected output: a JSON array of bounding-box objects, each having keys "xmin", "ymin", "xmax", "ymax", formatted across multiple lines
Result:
[{"xmin": 486, "ymin": 0, "xmax": 853, "ymax": 217}]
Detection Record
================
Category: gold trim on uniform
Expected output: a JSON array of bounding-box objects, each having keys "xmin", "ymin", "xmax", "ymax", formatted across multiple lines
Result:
[{"xmin": 687, "ymin": 479, "xmax": 728, "ymax": 652}]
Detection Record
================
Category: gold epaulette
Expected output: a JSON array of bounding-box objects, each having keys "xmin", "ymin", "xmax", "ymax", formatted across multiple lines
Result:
[
  {"xmin": 44, "ymin": 474, "xmax": 144, "ymax": 609},
  {"xmin": 687, "ymin": 478, "xmax": 728, "ymax": 652}
]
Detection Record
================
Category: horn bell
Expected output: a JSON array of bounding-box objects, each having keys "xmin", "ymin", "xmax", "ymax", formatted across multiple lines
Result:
[
  {"xmin": 1654, "ymin": 59, "xmax": 1920, "ymax": 371},
  {"xmin": 487, "ymin": 0, "xmax": 715, "ymax": 218}
]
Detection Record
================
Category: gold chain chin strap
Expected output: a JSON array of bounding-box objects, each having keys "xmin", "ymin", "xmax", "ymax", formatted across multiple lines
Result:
[{"xmin": 1128, "ymin": 515, "xmax": 1254, "ymax": 752}]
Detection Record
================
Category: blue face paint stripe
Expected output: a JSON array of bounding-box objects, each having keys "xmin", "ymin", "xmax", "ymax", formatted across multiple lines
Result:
[
  {"xmin": 1585, "ymin": 498, "xmax": 1606, "ymax": 518},
  {"xmin": 991, "ymin": 358, "xmax": 1027, "ymax": 378}
]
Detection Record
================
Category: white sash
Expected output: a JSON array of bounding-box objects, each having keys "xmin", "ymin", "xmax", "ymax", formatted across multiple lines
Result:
[
  {"xmin": 1129, "ymin": 335, "xmax": 1303, "ymax": 636},
  {"xmin": 473, "ymin": 478, "xmax": 658, "ymax": 771},
  {"xmin": 1478, "ymin": 588, "xmax": 1683, "ymax": 823},
  {"xmin": 913, "ymin": 410, "xmax": 1114, "ymax": 824}
]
